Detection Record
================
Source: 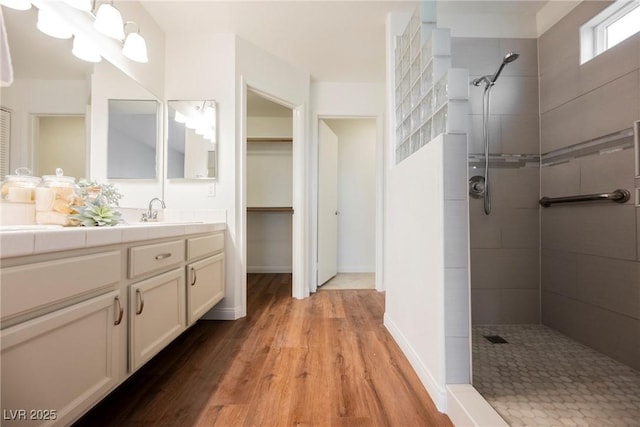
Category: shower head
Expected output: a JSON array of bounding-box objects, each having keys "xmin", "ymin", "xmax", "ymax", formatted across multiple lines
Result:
[
  {"xmin": 472, "ymin": 51, "xmax": 521, "ymax": 88},
  {"xmin": 503, "ymin": 51, "xmax": 520, "ymax": 64},
  {"xmin": 490, "ymin": 51, "xmax": 520, "ymax": 83}
]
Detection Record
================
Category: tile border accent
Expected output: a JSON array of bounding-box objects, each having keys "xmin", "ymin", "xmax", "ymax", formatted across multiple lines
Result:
[
  {"xmin": 541, "ymin": 127, "xmax": 634, "ymax": 167},
  {"xmin": 468, "ymin": 153, "xmax": 540, "ymax": 169}
]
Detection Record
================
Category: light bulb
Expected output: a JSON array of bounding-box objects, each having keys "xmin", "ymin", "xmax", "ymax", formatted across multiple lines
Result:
[
  {"xmin": 0, "ymin": 0, "xmax": 31, "ymax": 10},
  {"xmin": 122, "ymin": 31, "xmax": 148, "ymax": 63},
  {"xmin": 94, "ymin": 3, "xmax": 124, "ymax": 40},
  {"xmin": 72, "ymin": 35, "xmax": 101, "ymax": 63},
  {"xmin": 36, "ymin": 8, "xmax": 72, "ymax": 39}
]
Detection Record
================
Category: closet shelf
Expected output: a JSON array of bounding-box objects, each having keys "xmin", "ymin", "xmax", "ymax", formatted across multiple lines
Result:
[
  {"xmin": 247, "ymin": 207, "xmax": 294, "ymax": 213},
  {"xmin": 247, "ymin": 137, "xmax": 293, "ymax": 143}
]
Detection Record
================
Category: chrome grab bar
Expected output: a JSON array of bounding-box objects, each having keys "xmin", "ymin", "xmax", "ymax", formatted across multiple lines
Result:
[{"xmin": 539, "ymin": 189, "xmax": 630, "ymax": 207}]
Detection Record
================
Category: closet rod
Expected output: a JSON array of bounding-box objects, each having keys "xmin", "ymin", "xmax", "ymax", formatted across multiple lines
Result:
[
  {"xmin": 247, "ymin": 137, "xmax": 293, "ymax": 143},
  {"xmin": 247, "ymin": 207, "xmax": 294, "ymax": 213}
]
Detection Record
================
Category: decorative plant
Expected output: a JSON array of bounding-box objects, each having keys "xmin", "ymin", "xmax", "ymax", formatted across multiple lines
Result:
[
  {"xmin": 77, "ymin": 179, "xmax": 124, "ymax": 207},
  {"xmin": 70, "ymin": 197, "xmax": 123, "ymax": 227}
]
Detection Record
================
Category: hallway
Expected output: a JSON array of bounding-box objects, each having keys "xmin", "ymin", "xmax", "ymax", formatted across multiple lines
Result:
[{"xmin": 74, "ymin": 274, "xmax": 451, "ymax": 426}]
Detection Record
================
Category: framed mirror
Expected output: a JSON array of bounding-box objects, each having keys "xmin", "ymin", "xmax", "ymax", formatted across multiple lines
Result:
[
  {"xmin": 166, "ymin": 100, "xmax": 217, "ymax": 180},
  {"xmin": 107, "ymin": 99, "xmax": 160, "ymax": 179}
]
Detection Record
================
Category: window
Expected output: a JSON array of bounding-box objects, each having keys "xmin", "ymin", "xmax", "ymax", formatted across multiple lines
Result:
[{"xmin": 580, "ymin": 1, "xmax": 640, "ymax": 64}]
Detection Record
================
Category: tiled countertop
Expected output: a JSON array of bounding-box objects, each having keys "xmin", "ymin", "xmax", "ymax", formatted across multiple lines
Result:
[{"xmin": 0, "ymin": 222, "xmax": 227, "ymax": 259}]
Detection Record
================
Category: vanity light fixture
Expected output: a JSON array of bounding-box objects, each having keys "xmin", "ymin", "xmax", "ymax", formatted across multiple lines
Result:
[
  {"xmin": 93, "ymin": 1, "xmax": 124, "ymax": 40},
  {"xmin": 0, "ymin": 0, "xmax": 31, "ymax": 10},
  {"xmin": 36, "ymin": 7, "xmax": 72, "ymax": 39},
  {"xmin": 72, "ymin": 35, "xmax": 102, "ymax": 62},
  {"xmin": 122, "ymin": 22, "xmax": 148, "ymax": 63}
]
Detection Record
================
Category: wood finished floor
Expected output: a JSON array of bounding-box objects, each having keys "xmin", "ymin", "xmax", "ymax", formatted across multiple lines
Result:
[{"xmin": 74, "ymin": 274, "xmax": 452, "ymax": 427}]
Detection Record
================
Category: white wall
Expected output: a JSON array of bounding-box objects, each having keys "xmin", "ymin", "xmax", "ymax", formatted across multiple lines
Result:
[
  {"xmin": 163, "ymin": 32, "xmax": 238, "ymax": 319},
  {"xmin": 324, "ymin": 119, "xmax": 376, "ymax": 273},
  {"xmin": 383, "ymin": 11, "xmax": 470, "ymax": 412},
  {"xmin": 247, "ymin": 141, "xmax": 292, "ymax": 207},
  {"xmin": 91, "ymin": 61, "xmax": 163, "ymax": 207},
  {"xmin": 248, "ymin": 117, "xmax": 292, "ymax": 138},
  {"xmin": 163, "ymin": 32, "xmax": 309, "ymax": 317}
]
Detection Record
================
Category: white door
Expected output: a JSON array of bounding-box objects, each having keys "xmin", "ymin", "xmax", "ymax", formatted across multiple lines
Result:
[{"xmin": 317, "ymin": 120, "xmax": 338, "ymax": 286}]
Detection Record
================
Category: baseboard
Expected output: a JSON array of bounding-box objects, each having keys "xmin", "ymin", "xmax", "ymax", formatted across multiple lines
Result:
[
  {"xmin": 383, "ymin": 313, "xmax": 447, "ymax": 412},
  {"xmin": 446, "ymin": 384, "xmax": 508, "ymax": 427},
  {"xmin": 201, "ymin": 306, "xmax": 244, "ymax": 320},
  {"xmin": 247, "ymin": 266, "xmax": 292, "ymax": 273}
]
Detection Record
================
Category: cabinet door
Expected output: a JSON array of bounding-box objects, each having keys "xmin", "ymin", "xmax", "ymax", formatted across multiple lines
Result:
[
  {"xmin": 129, "ymin": 268, "xmax": 185, "ymax": 372},
  {"xmin": 1, "ymin": 290, "xmax": 123, "ymax": 427},
  {"xmin": 187, "ymin": 252, "xmax": 225, "ymax": 325}
]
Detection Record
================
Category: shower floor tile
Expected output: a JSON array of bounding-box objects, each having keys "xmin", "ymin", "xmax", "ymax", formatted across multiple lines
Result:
[{"xmin": 473, "ymin": 324, "xmax": 640, "ymax": 427}]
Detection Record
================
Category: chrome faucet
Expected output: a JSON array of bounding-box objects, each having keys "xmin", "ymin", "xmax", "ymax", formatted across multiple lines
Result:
[{"xmin": 141, "ymin": 197, "xmax": 166, "ymax": 222}]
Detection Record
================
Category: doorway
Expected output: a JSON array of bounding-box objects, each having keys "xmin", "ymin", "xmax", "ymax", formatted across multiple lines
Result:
[
  {"xmin": 33, "ymin": 115, "xmax": 86, "ymax": 178},
  {"xmin": 246, "ymin": 90, "xmax": 294, "ymax": 308},
  {"xmin": 317, "ymin": 118, "xmax": 377, "ymax": 290}
]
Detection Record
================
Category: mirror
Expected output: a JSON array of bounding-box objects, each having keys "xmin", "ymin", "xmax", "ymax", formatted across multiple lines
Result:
[
  {"xmin": 107, "ymin": 99, "xmax": 160, "ymax": 179},
  {"xmin": 167, "ymin": 100, "xmax": 217, "ymax": 180},
  {"xmin": 1, "ymin": 6, "xmax": 91, "ymax": 178},
  {"xmin": 1, "ymin": 6, "xmax": 161, "ymax": 183}
]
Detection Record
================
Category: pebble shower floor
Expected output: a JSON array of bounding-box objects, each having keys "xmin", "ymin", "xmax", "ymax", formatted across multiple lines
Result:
[{"xmin": 472, "ymin": 324, "xmax": 640, "ymax": 426}]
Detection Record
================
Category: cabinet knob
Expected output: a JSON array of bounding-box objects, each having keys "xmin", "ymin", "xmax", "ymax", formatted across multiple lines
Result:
[{"xmin": 155, "ymin": 253, "xmax": 172, "ymax": 260}]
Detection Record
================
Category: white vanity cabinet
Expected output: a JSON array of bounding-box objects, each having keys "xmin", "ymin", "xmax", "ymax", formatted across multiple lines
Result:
[
  {"xmin": 0, "ymin": 250, "xmax": 124, "ymax": 427},
  {"xmin": 129, "ymin": 268, "xmax": 186, "ymax": 371},
  {"xmin": 186, "ymin": 233, "xmax": 225, "ymax": 325},
  {"xmin": 0, "ymin": 225, "xmax": 226, "ymax": 426},
  {"xmin": 127, "ymin": 239, "xmax": 186, "ymax": 371},
  {"xmin": 1, "ymin": 291, "xmax": 123, "ymax": 427}
]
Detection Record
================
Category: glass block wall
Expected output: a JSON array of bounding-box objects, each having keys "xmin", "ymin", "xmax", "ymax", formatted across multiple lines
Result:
[{"xmin": 394, "ymin": 8, "xmax": 469, "ymax": 164}]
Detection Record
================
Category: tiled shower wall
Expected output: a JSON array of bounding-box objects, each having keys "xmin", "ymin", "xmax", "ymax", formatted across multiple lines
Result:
[
  {"xmin": 452, "ymin": 37, "xmax": 540, "ymax": 324},
  {"xmin": 539, "ymin": 1, "xmax": 640, "ymax": 371}
]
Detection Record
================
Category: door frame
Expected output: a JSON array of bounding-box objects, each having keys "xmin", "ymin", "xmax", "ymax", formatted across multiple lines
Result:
[
  {"xmin": 239, "ymin": 79, "xmax": 308, "ymax": 309},
  {"xmin": 310, "ymin": 114, "xmax": 385, "ymax": 293}
]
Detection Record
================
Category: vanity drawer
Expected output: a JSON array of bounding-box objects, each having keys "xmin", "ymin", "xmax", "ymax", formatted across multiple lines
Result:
[
  {"xmin": 129, "ymin": 240, "xmax": 185, "ymax": 279},
  {"xmin": 187, "ymin": 232, "xmax": 224, "ymax": 261},
  {"xmin": 1, "ymin": 250, "xmax": 121, "ymax": 324}
]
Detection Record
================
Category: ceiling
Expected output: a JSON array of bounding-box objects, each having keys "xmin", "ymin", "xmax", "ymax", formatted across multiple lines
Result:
[
  {"xmin": 142, "ymin": 1, "xmax": 549, "ymax": 83},
  {"xmin": 141, "ymin": 1, "xmax": 418, "ymax": 82},
  {"xmin": 3, "ymin": 1, "xmax": 551, "ymax": 84}
]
